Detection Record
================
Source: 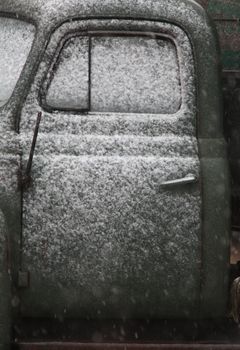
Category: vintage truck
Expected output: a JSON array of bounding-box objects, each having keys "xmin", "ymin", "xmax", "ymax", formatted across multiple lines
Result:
[{"xmin": 0, "ymin": 0, "xmax": 239, "ymax": 348}]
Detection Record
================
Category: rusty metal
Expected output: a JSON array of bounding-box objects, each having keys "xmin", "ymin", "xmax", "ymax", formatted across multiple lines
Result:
[{"xmin": 17, "ymin": 342, "xmax": 240, "ymax": 350}]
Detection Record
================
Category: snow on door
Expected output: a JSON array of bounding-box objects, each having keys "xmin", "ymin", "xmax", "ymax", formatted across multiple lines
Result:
[{"xmin": 20, "ymin": 21, "xmax": 201, "ymax": 318}]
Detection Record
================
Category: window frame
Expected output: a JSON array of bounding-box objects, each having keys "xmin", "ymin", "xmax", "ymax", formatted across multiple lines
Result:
[{"xmin": 40, "ymin": 30, "xmax": 184, "ymax": 115}]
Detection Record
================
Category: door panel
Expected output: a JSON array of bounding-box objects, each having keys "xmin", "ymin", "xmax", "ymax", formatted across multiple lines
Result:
[
  {"xmin": 19, "ymin": 20, "xmax": 201, "ymax": 318},
  {"xmin": 20, "ymin": 136, "xmax": 201, "ymax": 318}
]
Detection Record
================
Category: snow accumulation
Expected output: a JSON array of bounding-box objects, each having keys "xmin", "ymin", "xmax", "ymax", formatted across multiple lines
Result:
[
  {"xmin": 0, "ymin": 155, "xmax": 19, "ymax": 193},
  {"xmin": 22, "ymin": 155, "xmax": 200, "ymax": 300},
  {"xmin": 20, "ymin": 134, "xmax": 198, "ymax": 157},
  {"xmin": 0, "ymin": 0, "xmax": 210, "ymax": 37},
  {"xmin": 20, "ymin": 19, "xmax": 196, "ymax": 132},
  {"xmin": 18, "ymin": 18, "xmax": 201, "ymax": 315},
  {"xmin": 0, "ymin": 0, "xmax": 207, "ymax": 313},
  {"xmin": 0, "ymin": 17, "xmax": 35, "ymax": 108},
  {"xmin": 47, "ymin": 36, "xmax": 89, "ymax": 110},
  {"xmin": 90, "ymin": 36, "xmax": 180, "ymax": 114},
  {"xmin": 47, "ymin": 35, "xmax": 181, "ymax": 114}
]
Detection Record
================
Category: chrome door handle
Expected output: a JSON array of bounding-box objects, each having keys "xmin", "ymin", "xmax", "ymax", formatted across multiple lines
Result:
[{"xmin": 160, "ymin": 174, "xmax": 197, "ymax": 187}]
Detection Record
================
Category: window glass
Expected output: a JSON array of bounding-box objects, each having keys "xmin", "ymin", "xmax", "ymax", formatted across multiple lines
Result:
[
  {"xmin": 45, "ymin": 35, "xmax": 181, "ymax": 114},
  {"xmin": 46, "ymin": 36, "xmax": 89, "ymax": 110},
  {"xmin": 0, "ymin": 17, "xmax": 35, "ymax": 107},
  {"xmin": 91, "ymin": 36, "xmax": 181, "ymax": 114}
]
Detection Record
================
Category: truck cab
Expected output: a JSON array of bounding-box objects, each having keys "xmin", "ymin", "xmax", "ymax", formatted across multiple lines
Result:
[{"xmin": 0, "ymin": 0, "xmax": 231, "ymax": 347}]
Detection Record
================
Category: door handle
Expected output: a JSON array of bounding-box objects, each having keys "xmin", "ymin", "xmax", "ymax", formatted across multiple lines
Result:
[{"xmin": 160, "ymin": 174, "xmax": 197, "ymax": 187}]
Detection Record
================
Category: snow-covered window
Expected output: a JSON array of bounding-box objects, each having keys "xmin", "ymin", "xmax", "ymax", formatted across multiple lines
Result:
[
  {"xmin": 91, "ymin": 36, "xmax": 181, "ymax": 114},
  {"xmin": 46, "ymin": 36, "xmax": 89, "ymax": 110},
  {"xmin": 0, "ymin": 17, "xmax": 35, "ymax": 107},
  {"xmin": 45, "ymin": 34, "xmax": 181, "ymax": 114}
]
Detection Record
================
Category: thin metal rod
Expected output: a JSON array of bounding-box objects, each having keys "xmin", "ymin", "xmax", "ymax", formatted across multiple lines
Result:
[
  {"xmin": 161, "ymin": 175, "xmax": 197, "ymax": 187},
  {"xmin": 25, "ymin": 111, "xmax": 42, "ymax": 177}
]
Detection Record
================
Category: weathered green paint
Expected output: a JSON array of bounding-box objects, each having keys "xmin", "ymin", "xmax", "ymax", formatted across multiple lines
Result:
[
  {"xmin": 221, "ymin": 51, "xmax": 240, "ymax": 71},
  {"xmin": 207, "ymin": 0, "xmax": 240, "ymax": 18},
  {"xmin": 207, "ymin": 0, "xmax": 240, "ymax": 70}
]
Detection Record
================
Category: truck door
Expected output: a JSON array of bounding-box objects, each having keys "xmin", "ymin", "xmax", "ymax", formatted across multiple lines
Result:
[{"xmin": 19, "ymin": 19, "xmax": 202, "ymax": 319}]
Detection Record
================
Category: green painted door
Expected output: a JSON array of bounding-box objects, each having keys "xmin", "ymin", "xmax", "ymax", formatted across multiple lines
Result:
[{"xmin": 19, "ymin": 19, "xmax": 202, "ymax": 319}]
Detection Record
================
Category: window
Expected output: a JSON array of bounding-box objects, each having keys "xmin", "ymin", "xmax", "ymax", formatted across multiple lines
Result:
[
  {"xmin": 0, "ymin": 17, "xmax": 35, "ymax": 107},
  {"xmin": 46, "ymin": 36, "xmax": 89, "ymax": 110},
  {"xmin": 45, "ymin": 34, "xmax": 181, "ymax": 114}
]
